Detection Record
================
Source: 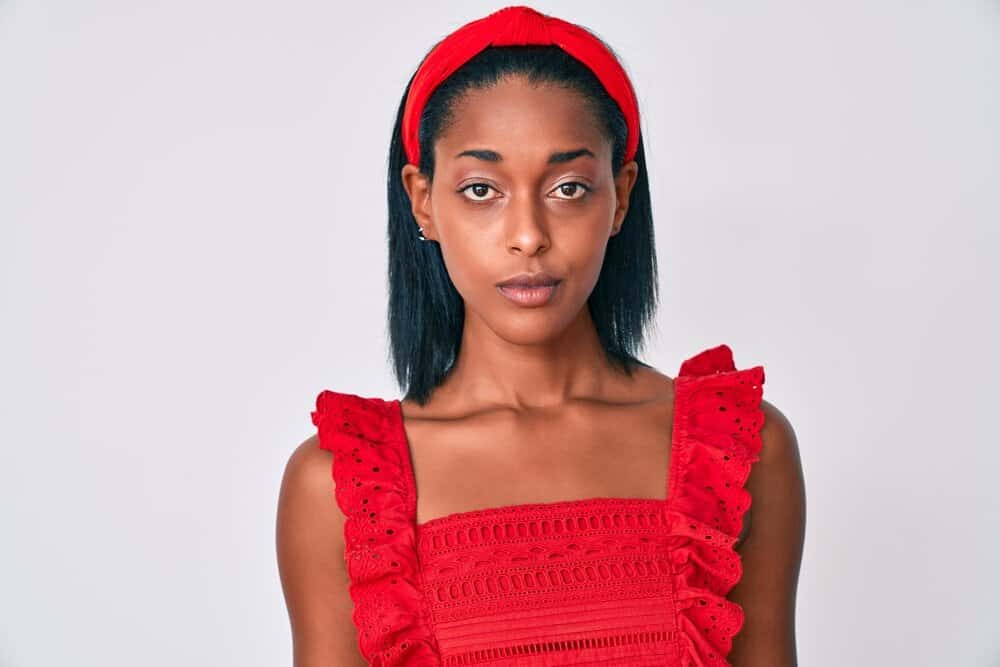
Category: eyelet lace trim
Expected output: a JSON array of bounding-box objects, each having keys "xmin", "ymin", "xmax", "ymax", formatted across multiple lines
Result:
[
  {"xmin": 667, "ymin": 343, "xmax": 766, "ymax": 665},
  {"xmin": 310, "ymin": 343, "xmax": 765, "ymax": 667},
  {"xmin": 311, "ymin": 390, "xmax": 441, "ymax": 666}
]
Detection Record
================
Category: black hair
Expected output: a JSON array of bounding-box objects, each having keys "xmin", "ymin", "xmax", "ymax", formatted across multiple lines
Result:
[{"xmin": 387, "ymin": 41, "xmax": 658, "ymax": 404}]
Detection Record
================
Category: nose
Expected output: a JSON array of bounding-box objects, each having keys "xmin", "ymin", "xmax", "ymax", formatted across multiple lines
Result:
[{"xmin": 505, "ymin": 196, "xmax": 550, "ymax": 256}]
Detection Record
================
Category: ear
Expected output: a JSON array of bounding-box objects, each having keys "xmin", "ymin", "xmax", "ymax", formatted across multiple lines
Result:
[
  {"xmin": 401, "ymin": 164, "xmax": 438, "ymax": 241},
  {"xmin": 610, "ymin": 159, "xmax": 639, "ymax": 237}
]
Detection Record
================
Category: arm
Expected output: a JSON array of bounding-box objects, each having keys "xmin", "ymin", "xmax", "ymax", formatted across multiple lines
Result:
[
  {"xmin": 727, "ymin": 399, "xmax": 807, "ymax": 666},
  {"xmin": 276, "ymin": 436, "xmax": 369, "ymax": 666}
]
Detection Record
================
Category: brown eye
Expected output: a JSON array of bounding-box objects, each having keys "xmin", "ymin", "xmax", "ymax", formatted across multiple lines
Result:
[
  {"xmin": 552, "ymin": 182, "xmax": 592, "ymax": 200},
  {"xmin": 458, "ymin": 182, "xmax": 500, "ymax": 202}
]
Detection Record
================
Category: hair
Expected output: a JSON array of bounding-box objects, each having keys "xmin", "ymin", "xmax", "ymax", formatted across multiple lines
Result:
[{"xmin": 387, "ymin": 40, "xmax": 658, "ymax": 405}]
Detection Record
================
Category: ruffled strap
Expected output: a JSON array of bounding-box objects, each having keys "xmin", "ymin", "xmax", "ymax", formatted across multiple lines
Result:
[
  {"xmin": 666, "ymin": 344, "xmax": 766, "ymax": 666},
  {"xmin": 311, "ymin": 390, "xmax": 441, "ymax": 666}
]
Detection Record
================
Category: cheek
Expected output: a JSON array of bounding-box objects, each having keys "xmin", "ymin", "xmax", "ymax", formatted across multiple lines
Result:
[
  {"xmin": 436, "ymin": 228, "xmax": 497, "ymax": 299},
  {"xmin": 574, "ymin": 247, "xmax": 611, "ymax": 302},
  {"xmin": 560, "ymin": 217, "xmax": 613, "ymax": 278}
]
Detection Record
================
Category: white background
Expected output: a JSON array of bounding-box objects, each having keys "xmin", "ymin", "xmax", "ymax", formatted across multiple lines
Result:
[{"xmin": 1, "ymin": 1, "xmax": 997, "ymax": 665}]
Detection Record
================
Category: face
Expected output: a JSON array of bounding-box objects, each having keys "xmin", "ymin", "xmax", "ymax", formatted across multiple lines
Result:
[{"xmin": 401, "ymin": 76, "xmax": 639, "ymax": 346}]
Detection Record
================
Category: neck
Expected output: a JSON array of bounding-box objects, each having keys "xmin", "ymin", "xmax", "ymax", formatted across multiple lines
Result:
[{"xmin": 438, "ymin": 305, "xmax": 628, "ymax": 410}]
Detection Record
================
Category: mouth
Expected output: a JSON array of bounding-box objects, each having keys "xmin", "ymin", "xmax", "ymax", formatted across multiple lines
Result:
[{"xmin": 495, "ymin": 272, "xmax": 562, "ymax": 307}]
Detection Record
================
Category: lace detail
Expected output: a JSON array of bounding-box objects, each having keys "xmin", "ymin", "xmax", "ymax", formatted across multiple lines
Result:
[
  {"xmin": 416, "ymin": 499, "xmax": 674, "ymax": 621},
  {"xmin": 667, "ymin": 344, "xmax": 766, "ymax": 665},
  {"xmin": 311, "ymin": 390, "xmax": 441, "ymax": 666}
]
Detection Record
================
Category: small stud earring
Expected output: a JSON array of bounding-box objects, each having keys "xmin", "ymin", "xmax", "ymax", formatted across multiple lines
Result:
[{"xmin": 417, "ymin": 226, "xmax": 430, "ymax": 241}]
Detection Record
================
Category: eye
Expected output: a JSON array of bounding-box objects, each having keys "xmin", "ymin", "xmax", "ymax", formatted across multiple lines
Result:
[
  {"xmin": 551, "ymin": 181, "xmax": 592, "ymax": 200},
  {"xmin": 457, "ymin": 182, "xmax": 501, "ymax": 202}
]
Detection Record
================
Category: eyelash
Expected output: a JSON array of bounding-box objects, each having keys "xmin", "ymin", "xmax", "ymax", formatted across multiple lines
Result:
[{"xmin": 458, "ymin": 181, "xmax": 592, "ymax": 202}]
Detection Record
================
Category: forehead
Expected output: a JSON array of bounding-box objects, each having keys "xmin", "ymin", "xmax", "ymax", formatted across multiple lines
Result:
[{"xmin": 435, "ymin": 77, "xmax": 609, "ymax": 162}]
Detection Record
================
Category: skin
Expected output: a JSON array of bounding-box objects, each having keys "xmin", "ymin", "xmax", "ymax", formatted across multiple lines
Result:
[{"xmin": 276, "ymin": 76, "xmax": 806, "ymax": 666}]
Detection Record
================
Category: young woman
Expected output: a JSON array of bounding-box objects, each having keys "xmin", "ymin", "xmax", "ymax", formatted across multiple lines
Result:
[{"xmin": 277, "ymin": 6, "xmax": 806, "ymax": 666}]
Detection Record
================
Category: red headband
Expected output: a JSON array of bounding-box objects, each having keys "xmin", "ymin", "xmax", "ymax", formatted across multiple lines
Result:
[{"xmin": 401, "ymin": 5, "xmax": 641, "ymax": 167}]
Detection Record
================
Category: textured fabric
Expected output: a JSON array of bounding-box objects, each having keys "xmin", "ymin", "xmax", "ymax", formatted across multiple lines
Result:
[
  {"xmin": 311, "ymin": 343, "xmax": 765, "ymax": 666},
  {"xmin": 401, "ymin": 5, "xmax": 641, "ymax": 167}
]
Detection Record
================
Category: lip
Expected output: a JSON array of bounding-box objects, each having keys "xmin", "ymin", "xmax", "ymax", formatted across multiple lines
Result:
[
  {"xmin": 495, "ymin": 272, "xmax": 562, "ymax": 308},
  {"xmin": 496, "ymin": 272, "xmax": 561, "ymax": 288}
]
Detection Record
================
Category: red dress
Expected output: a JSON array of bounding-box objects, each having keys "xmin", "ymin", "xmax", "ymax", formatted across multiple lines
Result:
[{"xmin": 311, "ymin": 343, "xmax": 765, "ymax": 666}]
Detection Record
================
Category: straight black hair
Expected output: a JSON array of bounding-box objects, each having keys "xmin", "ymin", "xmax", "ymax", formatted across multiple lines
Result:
[{"xmin": 387, "ymin": 41, "xmax": 658, "ymax": 404}]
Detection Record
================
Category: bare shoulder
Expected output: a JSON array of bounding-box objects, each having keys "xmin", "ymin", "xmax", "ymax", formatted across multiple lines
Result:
[
  {"xmin": 759, "ymin": 400, "xmax": 799, "ymax": 457},
  {"xmin": 727, "ymin": 398, "xmax": 807, "ymax": 665},
  {"xmin": 280, "ymin": 434, "xmax": 339, "ymax": 507},
  {"xmin": 750, "ymin": 400, "xmax": 807, "ymax": 541},
  {"xmin": 277, "ymin": 435, "xmax": 348, "ymax": 546},
  {"xmin": 620, "ymin": 362, "xmax": 675, "ymax": 404},
  {"xmin": 276, "ymin": 435, "xmax": 367, "ymax": 666}
]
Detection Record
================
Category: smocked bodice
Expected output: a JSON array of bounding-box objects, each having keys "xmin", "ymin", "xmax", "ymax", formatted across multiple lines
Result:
[{"xmin": 310, "ymin": 343, "xmax": 765, "ymax": 666}]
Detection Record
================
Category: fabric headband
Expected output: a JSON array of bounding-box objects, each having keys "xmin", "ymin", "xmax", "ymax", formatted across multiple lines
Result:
[{"xmin": 401, "ymin": 5, "xmax": 641, "ymax": 168}]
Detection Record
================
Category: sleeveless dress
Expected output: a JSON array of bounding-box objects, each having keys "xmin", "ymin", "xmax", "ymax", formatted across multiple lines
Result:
[{"xmin": 310, "ymin": 343, "xmax": 765, "ymax": 666}]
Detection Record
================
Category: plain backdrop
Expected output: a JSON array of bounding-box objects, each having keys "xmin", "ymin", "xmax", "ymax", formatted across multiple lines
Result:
[{"xmin": 1, "ymin": 1, "xmax": 997, "ymax": 665}]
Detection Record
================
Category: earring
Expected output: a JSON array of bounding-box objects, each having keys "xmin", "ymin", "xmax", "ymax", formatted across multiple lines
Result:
[{"xmin": 417, "ymin": 226, "xmax": 430, "ymax": 241}]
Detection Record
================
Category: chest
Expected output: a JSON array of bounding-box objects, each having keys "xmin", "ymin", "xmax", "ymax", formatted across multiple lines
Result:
[{"xmin": 403, "ymin": 398, "xmax": 675, "ymax": 527}]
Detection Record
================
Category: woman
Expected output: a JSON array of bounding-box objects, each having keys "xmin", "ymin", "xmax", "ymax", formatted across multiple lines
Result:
[{"xmin": 277, "ymin": 6, "xmax": 806, "ymax": 665}]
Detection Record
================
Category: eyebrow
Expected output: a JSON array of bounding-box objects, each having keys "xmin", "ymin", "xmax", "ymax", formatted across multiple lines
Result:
[{"xmin": 454, "ymin": 147, "xmax": 596, "ymax": 164}]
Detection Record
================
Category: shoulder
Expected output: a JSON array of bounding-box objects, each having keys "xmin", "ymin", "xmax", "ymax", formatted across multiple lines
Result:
[
  {"xmin": 758, "ymin": 400, "xmax": 801, "ymax": 466},
  {"xmin": 276, "ymin": 434, "xmax": 346, "ymax": 556},
  {"xmin": 281, "ymin": 434, "xmax": 338, "ymax": 501},
  {"xmin": 614, "ymin": 362, "xmax": 676, "ymax": 406},
  {"xmin": 744, "ymin": 398, "xmax": 805, "ymax": 540},
  {"xmin": 634, "ymin": 363, "xmax": 676, "ymax": 393},
  {"xmin": 276, "ymin": 434, "xmax": 347, "ymax": 582}
]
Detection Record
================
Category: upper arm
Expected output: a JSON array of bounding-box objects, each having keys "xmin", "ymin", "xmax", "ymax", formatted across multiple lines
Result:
[
  {"xmin": 727, "ymin": 399, "xmax": 807, "ymax": 666},
  {"xmin": 276, "ymin": 435, "xmax": 368, "ymax": 667}
]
